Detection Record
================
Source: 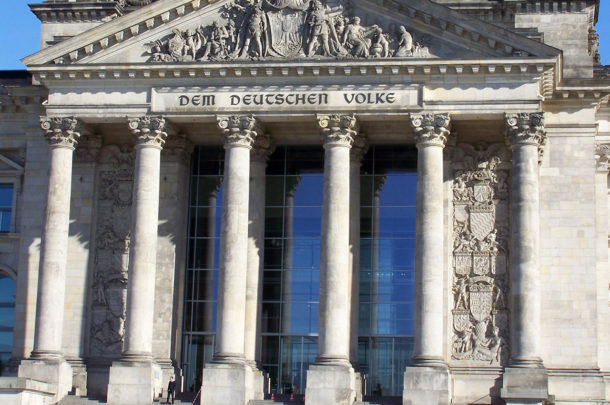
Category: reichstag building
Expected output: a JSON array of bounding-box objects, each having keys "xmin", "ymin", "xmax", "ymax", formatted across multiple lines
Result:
[{"xmin": 0, "ymin": 0, "xmax": 608, "ymax": 404}]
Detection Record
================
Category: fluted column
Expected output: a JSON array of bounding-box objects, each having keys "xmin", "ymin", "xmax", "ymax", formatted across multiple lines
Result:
[
  {"xmin": 214, "ymin": 115, "xmax": 259, "ymax": 364},
  {"xmin": 122, "ymin": 116, "xmax": 168, "ymax": 361},
  {"xmin": 410, "ymin": 113, "xmax": 451, "ymax": 366},
  {"xmin": 348, "ymin": 136, "xmax": 368, "ymax": 367},
  {"xmin": 245, "ymin": 133, "xmax": 274, "ymax": 367},
  {"xmin": 31, "ymin": 117, "xmax": 80, "ymax": 361},
  {"xmin": 504, "ymin": 113, "xmax": 546, "ymax": 366},
  {"xmin": 317, "ymin": 114, "xmax": 358, "ymax": 366}
]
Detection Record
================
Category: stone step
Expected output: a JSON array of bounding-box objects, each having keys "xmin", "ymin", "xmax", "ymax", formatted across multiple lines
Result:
[{"xmin": 58, "ymin": 394, "xmax": 194, "ymax": 405}]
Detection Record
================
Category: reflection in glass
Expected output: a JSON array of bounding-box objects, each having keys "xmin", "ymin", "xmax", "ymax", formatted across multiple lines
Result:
[{"xmin": 0, "ymin": 273, "xmax": 15, "ymax": 374}]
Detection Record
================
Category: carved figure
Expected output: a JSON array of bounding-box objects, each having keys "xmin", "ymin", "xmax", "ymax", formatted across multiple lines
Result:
[
  {"xmin": 370, "ymin": 26, "xmax": 390, "ymax": 58},
  {"xmin": 168, "ymin": 29, "xmax": 187, "ymax": 61},
  {"xmin": 453, "ymin": 277, "xmax": 469, "ymax": 310},
  {"xmin": 342, "ymin": 17, "xmax": 377, "ymax": 57},
  {"xmin": 306, "ymin": 0, "xmax": 332, "ymax": 56},
  {"xmin": 240, "ymin": 5, "xmax": 267, "ymax": 58},
  {"xmin": 395, "ymin": 25, "xmax": 413, "ymax": 57},
  {"xmin": 207, "ymin": 21, "xmax": 230, "ymax": 59}
]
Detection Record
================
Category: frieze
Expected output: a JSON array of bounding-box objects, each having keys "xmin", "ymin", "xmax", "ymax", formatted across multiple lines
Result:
[
  {"xmin": 450, "ymin": 143, "xmax": 510, "ymax": 365},
  {"xmin": 145, "ymin": 0, "xmax": 431, "ymax": 62}
]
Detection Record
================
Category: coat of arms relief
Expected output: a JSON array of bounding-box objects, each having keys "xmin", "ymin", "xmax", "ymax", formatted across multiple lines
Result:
[
  {"xmin": 145, "ymin": 0, "xmax": 431, "ymax": 62},
  {"xmin": 89, "ymin": 145, "xmax": 135, "ymax": 358},
  {"xmin": 450, "ymin": 143, "xmax": 510, "ymax": 365}
]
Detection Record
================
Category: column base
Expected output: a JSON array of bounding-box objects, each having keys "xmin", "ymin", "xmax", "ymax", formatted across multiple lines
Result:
[
  {"xmin": 106, "ymin": 360, "xmax": 162, "ymax": 405},
  {"xmin": 0, "ymin": 377, "xmax": 55, "ymax": 405},
  {"xmin": 501, "ymin": 366, "xmax": 548, "ymax": 404},
  {"xmin": 65, "ymin": 357, "xmax": 87, "ymax": 396},
  {"xmin": 402, "ymin": 365, "xmax": 450, "ymax": 405},
  {"xmin": 305, "ymin": 363, "xmax": 356, "ymax": 405},
  {"xmin": 201, "ymin": 362, "xmax": 260, "ymax": 405},
  {"xmin": 17, "ymin": 358, "xmax": 73, "ymax": 404}
]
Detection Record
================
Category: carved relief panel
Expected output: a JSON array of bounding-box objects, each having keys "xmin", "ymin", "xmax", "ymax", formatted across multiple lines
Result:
[
  {"xmin": 450, "ymin": 143, "xmax": 510, "ymax": 365},
  {"xmin": 89, "ymin": 145, "xmax": 134, "ymax": 358}
]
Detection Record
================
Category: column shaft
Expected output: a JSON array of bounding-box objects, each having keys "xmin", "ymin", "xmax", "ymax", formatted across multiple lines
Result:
[
  {"xmin": 123, "ymin": 116, "xmax": 167, "ymax": 360},
  {"xmin": 215, "ymin": 115, "xmax": 258, "ymax": 363},
  {"xmin": 32, "ymin": 117, "xmax": 80, "ymax": 360}
]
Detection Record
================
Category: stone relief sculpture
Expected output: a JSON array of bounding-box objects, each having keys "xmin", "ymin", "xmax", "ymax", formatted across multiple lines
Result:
[
  {"xmin": 145, "ymin": 0, "xmax": 431, "ymax": 62},
  {"xmin": 89, "ymin": 145, "xmax": 134, "ymax": 357},
  {"xmin": 450, "ymin": 143, "xmax": 510, "ymax": 365}
]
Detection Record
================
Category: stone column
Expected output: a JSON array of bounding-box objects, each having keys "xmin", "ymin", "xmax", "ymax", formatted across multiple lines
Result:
[
  {"xmin": 349, "ymin": 136, "xmax": 367, "ymax": 401},
  {"xmin": 403, "ymin": 113, "xmax": 451, "ymax": 405},
  {"xmin": 201, "ymin": 115, "xmax": 260, "ymax": 405},
  {"xmin": 107, "ymin": 116, "xmax": 168, "ymax": 405},
  {"xmin": 501, "ymin": 113, "xmax": 548, "ymax": 404},
  {"xmin": 306, "ymin": 114, "xmax": 357, "ymax": 405},
  {"xmin": 18, "ymin": 117, "xmax": 80, "ymax": 403},
  {"xmin": 244, "ymin": 133, "xmax": 274, "ymax": 400}
]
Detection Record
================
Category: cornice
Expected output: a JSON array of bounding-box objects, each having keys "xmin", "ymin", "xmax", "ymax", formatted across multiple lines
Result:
[
  {"xmin": 30, "ymin": 2, "xmax": 124, "ymax": 23},
  {"xmin": 28, "ymin": 57, "xmax": 558, "ymax": 83}
]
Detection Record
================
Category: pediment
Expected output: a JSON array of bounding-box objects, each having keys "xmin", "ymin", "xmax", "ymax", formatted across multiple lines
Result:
[{"xmin": 23, "ymin": 0, "xmax": 559, "ymax": 68}]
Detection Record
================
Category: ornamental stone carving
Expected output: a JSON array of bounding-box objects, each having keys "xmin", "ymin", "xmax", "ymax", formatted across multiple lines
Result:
[
  {"xmin": 74, "ymin": 134, "xmax": 103, "ymax": 164},
  {"xmin": 89, "ymin": 145, "xmax": 135, "ymax": 358},
  {"xmin": 505, "ymin": 113, "xmax": 546, "ymax": 148},
  {"xmin": 162, "ymin": 133, "xmax": 194, "ymax": 163},
  {"xmin": 595, "ymin": 143, "xmax": 610, "ymax": 172},
  {"xmin": 128, "ymin": 116, "xmax": 168, "ymax": 148},
  {"xmin": 318, "ymin": 114, "xmax": 358, "ymax": 148},
  {"xmin": 350, "ymin": 133, "xmax": 369, "ymax": 163},
  {"xmin": 40, "ymin": 116, "xmax": 81, "ymax": 149},
  {"xmin": 145, "ymin": 0, "xmax": 431, "ymax": 62},
  {"xmin": 217, "ymin": 115, "xmax": 260, "ymax": 148},
  {"xmin": 450, "ymin": 143, "xmax": 510, "ymax": 365},
  {"xmin": 410, "ymin": 113, "xmax": 451, "ymax": 147}
]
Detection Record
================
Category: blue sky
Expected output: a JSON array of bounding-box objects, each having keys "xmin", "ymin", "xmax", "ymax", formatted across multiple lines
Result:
[{"xmin": 0, "ymin": 0, "xmax": 609, "ymax": 69}]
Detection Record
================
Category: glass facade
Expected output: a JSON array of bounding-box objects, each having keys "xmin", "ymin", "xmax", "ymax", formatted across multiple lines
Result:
[
  {"xmin": 182, "ymin": 145, "xmax": 417, "ymax": 397},
  {"xmin": 0, "ymin": 184, "xmax": 13, "ymax": 233},
  {"xmin": 0, "ymin": 273, "xmax": 15, "ymax": 374}
]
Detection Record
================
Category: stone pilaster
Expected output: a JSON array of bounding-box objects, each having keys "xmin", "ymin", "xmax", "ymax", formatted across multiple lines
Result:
[
  {"xmin": 107, "ymin": 116, "xmax": 168, "ymax": 405},
  {"xmin": 305, "ymin": 114, "xmax": 357, "ymax": 405},
  {"xmin": 501, "ymin": 113, "xmax": 548, "ymax": 404},
  {"xmin": 18, "ymin": 116, "xmax": 80, "ymax": 403},
  {"xmin": 403, "ymin": 113, "xmax": 451, "ymax": 405},
  {"xmin": 201, "ymin": 115, "xmax": 260, "ymax": 405}
]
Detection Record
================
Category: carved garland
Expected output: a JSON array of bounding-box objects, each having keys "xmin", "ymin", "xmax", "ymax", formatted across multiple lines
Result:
[
  {"xmin": 145, "ymin": 0, "xmax": 431, "ymax": 62},
  {"xmin": 450, "ymin": 143, "xmax": 510, "ymax": 365}
]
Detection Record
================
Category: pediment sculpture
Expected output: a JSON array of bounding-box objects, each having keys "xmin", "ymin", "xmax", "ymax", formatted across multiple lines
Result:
[{"xmin": 145, "ymin": 0, "xmax": 431, "ymax": 62}]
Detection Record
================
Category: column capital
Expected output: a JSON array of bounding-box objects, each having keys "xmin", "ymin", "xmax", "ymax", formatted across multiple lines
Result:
[
  {"xmin": 350, "ymin": 133, "xmax": 369, "ymax": 164},
  {"xmin": 317, "ymin": 114, "xmax": 358, "ymax": 148},
  {"xmin": 74, "ymin": 134, "xmax": 103, "ymax": 163},
  {"xmin": 595, "ymin": 143, "xmax": 610, "ymax": 172},
  {"xmin": 410, "ymin": 113, "xmax": 451, "ymax": 148},
  {"xmin": 128, "ymin": 115, "xmax": 168, "ymax": 149},
  {"xmin": 217, "ymin": 115, "xmax": 260, "ymax": 149},
  {"xmin": 40, "ymin": 116, "xmax": 81, "ymax": 149},
  {"xmin": 251, "ymin": 133, "xmax": 275, "ymax": 162},
  {"xmin": 162, "ymin": 133, "xmax": 194, "ymax": 163},
  {"xmin": 504, "ymin": 113, "xmax": 546, "ymax": 148}
]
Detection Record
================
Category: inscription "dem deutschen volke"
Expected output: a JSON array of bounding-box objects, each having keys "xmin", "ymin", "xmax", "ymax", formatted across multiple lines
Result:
[
  {"xmin": 178, "ymin": 91, "xmax": 397, "ymax": 107},
  {"xmin": 151, "ymin": 88, "xmax": 418, "ymax": 112}
]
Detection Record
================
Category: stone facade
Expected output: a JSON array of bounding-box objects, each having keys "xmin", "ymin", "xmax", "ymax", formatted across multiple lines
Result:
[{"xmin": 0, "ymin": 0, "xmax": 608, "ymax": 404}]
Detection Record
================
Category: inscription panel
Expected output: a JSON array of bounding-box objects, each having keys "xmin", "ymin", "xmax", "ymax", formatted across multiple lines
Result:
[{"xmin": 151, "ymin": 86, "xmax": 420, "ymax": 113}]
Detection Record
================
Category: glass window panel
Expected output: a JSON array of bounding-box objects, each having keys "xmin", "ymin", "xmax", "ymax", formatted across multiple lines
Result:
[
  {"xmin": 192, "ymin": 301, "xmax": 217, "ymax": 333},
  {"xmin": 264, "ymin": 239, "xmax": 284, "ymax": 269},
  {"xmin": 372, "ymin": 146, "xmax": 417, "ymax": 173},
  {"xmin": 360, "ymin": 176, "xmax": 373, "ymax": 207},
  {"xmin": 0, "ymin": 185, "xmax": 13, "ymax": 208},
  {"xmin": 263, "ymin": 270, "xmax": 282, "ymax": 301},
  {"xmin": 358, "ymin": 302, "xmax": 371, "ymax": 335},
  {"xmin": 262, "ymin": 302, "xmax": 281, "ymax": 333},
  {"xmin": 266, "ymin": 176, "xmax": 285, "ymax": 206},
  {"xmin": 194, "ymin": 207, "xmax": 216, "ymax": 238},
  {"xmin": 197, "ymin": 149, "xmax": 224, "ymax": 175},
  {"xmin": 288, "ymin": 239, "xmax": 320, "ymax": 270},
  {"xmin": 290, "ymin": 175, "xmax": 323, "ymax": 206},
  {"xmin": 285, "ymin": 147, "xmax": 324, "ymax": 174},
  {"xmin": 376, "ymin": 239, "xmax": 416, "ymax": 271},
  {"xmin": 265, "ymin": 208, "xmax": 284, "ymax": 238},
  {"xmin": 282, "ymin": 303, "xmax": 318, "ymax": 334},
  {"xmin": 266, "ymin": 147, "xmax": 286, "ymax": 175},
  {"xmin": 377, "ymin": 175, "xmax": 417, "ymax": 206},
  {"xmin": 192, "ymin": 238, "xmax": 220, "ymax": 270},
  {"xmin": 287, "ymin": 271, "xmax": 319, "ymax": 301},
  {"xmin": 360, "ymin": 208, "xmax": 372, "ymax": 238},
  {"xmin": 194, "ymin": 269, "xmax": 217, "ymax": 301},
  {"xmin": 377, "ymin": 207, "xmax": 416, "ymax": 238},
  {"xmin": 261, "ymin": 335, "xmax": 280, "ymax": 365},
  {"xmin": 196, "ymin": 176, "xmax": 223, "ymax": 206},
  {"xmin": 183, "ymin": 334, "xmax": 215, "ymax": 392},
  {"xmin": 291, "ymin": 207, "xmax": 322, "ymax": 238}
]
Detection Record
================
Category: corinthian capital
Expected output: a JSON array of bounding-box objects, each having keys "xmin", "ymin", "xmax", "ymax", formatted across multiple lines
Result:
[
  {"xmin": 217, "ymin": 115, "xmax": 260, "ymax": 148},
  {"xmin": 317, "ymin": 114, "xmax": 358, "ymax": 148},
  {"xmin": 351, "ymin": 133, "xmax": 369, "ymax": 163},
  {"xmin": 505, "ymin": 113, "xmax": 546, "ymax": 147},
  {"xmin": 410, "ymin": 113, "xmax": 451, "ymax": 147},
  {"xmin": 40, "ymin": 116, "xmax": 81, "ymax": 149},
  {"xmin": 128, "ymin": 116, "xmax": 168, "ymax": 148},
  {"xmin": 595, "ymin": 143, "xmax": 610, "ymax": 172},
  {"xmin": 251, "ymin": 133, "xmax": 275, "ymax": 162}
]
